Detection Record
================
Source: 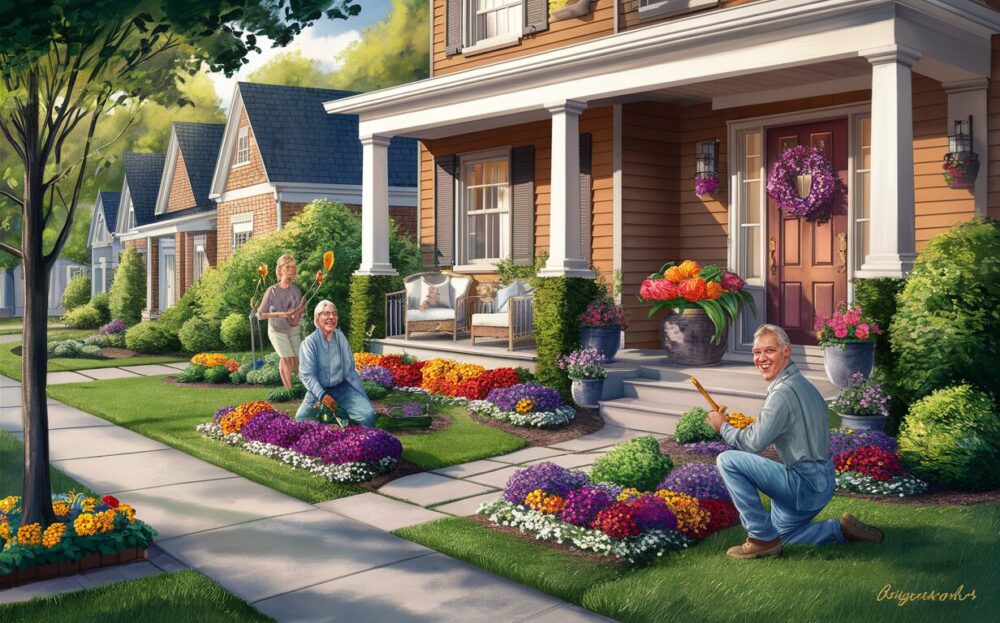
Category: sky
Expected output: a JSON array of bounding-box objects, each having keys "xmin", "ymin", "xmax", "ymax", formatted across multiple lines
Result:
[{"xmin": 208, "ymin": 0, "xmax": 394, "ymax": 109}]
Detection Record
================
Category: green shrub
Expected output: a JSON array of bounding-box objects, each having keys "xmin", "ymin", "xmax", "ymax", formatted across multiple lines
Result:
[
  {"xmin": 177, "ymin": 365, "xmax": 206, "ymax": 383},
  {"xmin": 348, "ymin": 274, "xmax": 403, "ymax": 352},
  {"xmin": 179, "ymin": 316, "xmax": 223, "ymax": 353},
  {"xmin": 890, "ymin": 219, "xmax": 1000, "ymax": 405},
  {"xmin": 125, "ymin": 321, "xmax": 180, "ymax": 353},
  {"xmin": 79, "ymin": 344, "xmax": 103, "ymax": 357},
  {"xmin": 495, "ymin": 253, "xmax": 547, "ymax": 287},
  {"xmin": 853, "ymin": 277, "xmax": 905, "ymax": 372},
  {"xmin": 220, "ymin": 312, "xmax": 252, "ymax": 351},
  {"xmin": 533, "ymin": 275, "xmax": 603, "ymax": 398},
  {"xmin": 266, "ymin": 380, "xmax": 306, "ymax": 402},
  {"xmin": 158, "ymin": 286, "xmax": 200, "ymax": 335},
  {"xmin": 109, "ymin": 248, "xmax": 146, "ymax": 325},
  {"xmin": 363, "ymin": 380, "xmax": 389, "ymax": 401},
  {"xmin": 672, "ymin": 407, "xmax": 719, "ymax": 444},
  {"xmin": 588, "ymin": 436, "xmax": 674, "ymax": 491},
  {"xmin": 63, "ymin": 304, "xmax": 103, "ymax": 329},
  {"xmin": 898, "ymin": 384, "xmax": 1000, "ymax": 491},
  {"xmin": 204, "ymin": 365, "xmax": 231, "ymax": 384},
  {"xmin": 229, "ymin": 371, "xmax": 246, "ymax": 385},
  {"xmin": 87, "ymin": 332, "xmax": 125, "ymax": 349},
  {"xmin": 47, "ymin": 339, "xmax": 104, "ymax": 359},
  {"xmin": 246, "ymin": 362, "xmax": 281, "ymax": 386},
  {"xmin": 90, "ymin": 292, "xmax": 112, "ymax": 324},
  {"xmin": 61, "ymin": 275, "xmax": 91, "ymax": 312}
]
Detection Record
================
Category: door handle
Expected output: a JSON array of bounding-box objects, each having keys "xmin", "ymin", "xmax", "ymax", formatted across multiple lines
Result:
[
  {"xmin": 769, "ymin": 237, "xmax": 777, "ymax": 275},
  {"xmin": 837, "ymin": 233, "xmax": 847, "ymax": 274}
]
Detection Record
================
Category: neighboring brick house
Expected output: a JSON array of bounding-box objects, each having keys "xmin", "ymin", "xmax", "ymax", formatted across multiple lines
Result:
[
  {"xmin": 209, "ymin": 82, "xmax": 419, "ymax": 264},
  {"xmin": 325, "ymin": 0, "xmax": 1000, "ymax": 351},
  {"xmin": 88, "ymin": 191, "xmax": 121, "ymax": 297}
]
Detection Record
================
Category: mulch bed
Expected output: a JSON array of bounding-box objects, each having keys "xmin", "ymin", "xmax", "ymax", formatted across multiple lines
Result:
[
  {"xmin": 99, "ymin": 347, "xmax": 144, "ymax": 358},
  {"xmin": 469, "ymin": 406, "xmax": 605, "ymax": 446}
]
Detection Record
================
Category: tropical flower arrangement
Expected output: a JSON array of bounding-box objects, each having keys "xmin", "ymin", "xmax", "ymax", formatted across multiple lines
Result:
[
  {"xmin": 694, "ymin": 173, "xmax": 719, "ymax": 197},
  {"xmin": 479, "ymin": 459, "xmax": 740, "ymax": 564},
  {"xmin": 813, "ymin": 303, "xmax": 881, "ymax": 346},
  {"xmin": 832, "ymin": 373, "xmax": 890, "ymax": 418},
  {"xmin": 766, "ymin": 145, "xmax": 848, "ymax": 223},
  {"xmin": 638, "ymin": 260, "xmax": 756, "ymax": 344},
  {"xmin": 0, "ymin": 493, "xmax": 156, "ymax": 577},
  {"xmin": 830, "ymin": 429, "xmax": 927, "ymax": 497},
  {"xmin": 558, "ymin": 347, "xmax": 607, "ymax": 380},
  {"xmin": 469, "ymin": 383, "xmax": 577, "ymax": 428},
  {"xmin": 197, "ymin": 401, "xmax": 403, "ymax": 483},
  {"xmin": 578, "ymin": 298, "xmax": 628, "ymax": 330}
]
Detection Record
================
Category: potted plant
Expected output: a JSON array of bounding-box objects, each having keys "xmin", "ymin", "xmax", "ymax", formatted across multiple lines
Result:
[
  {"xmin": 638, "ymin": 261, "xmax": 756, "ymax": 366},
  {"xmin": 578, "ymin": 298, "xmax": 628, "ymax": 362},
  {"xmin": 831, "ymin": 372, "xmax": 891, "ymax": 432},
  {"xmin": 549, "ymin": 0, "xmax": 593, "ymax": 22},
  {"xmin": 814, "ymin": 303, "xmax": 881, "ymax": 389},
  {"xmin": 558, "ymin": 346, "xmax": 607, "ymax": 408},
  {"xmin": 942, "ymin": 151, "xmax": 980, "ymax": 189},
  {"xmin": 695, "ymin": 172, "xmax": 719, "ymax": 198}
]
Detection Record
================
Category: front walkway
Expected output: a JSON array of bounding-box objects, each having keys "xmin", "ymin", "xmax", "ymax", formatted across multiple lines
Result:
[{"xmin": 0, "ymin": 371, "xmax": 616, "ymax": 622}]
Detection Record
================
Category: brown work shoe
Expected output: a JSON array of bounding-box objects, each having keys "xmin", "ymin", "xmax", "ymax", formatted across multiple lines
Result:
[
  {"xmin": 839, "ymin": 512, "xmax": 884, "ymax": 544},
  {"xmin": 726, "ymin": 537, "xmax": 783, "ymax": 559}
]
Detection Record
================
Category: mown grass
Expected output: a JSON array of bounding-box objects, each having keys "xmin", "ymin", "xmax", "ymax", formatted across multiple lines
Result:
[
  {"xmin": 46, "ymin": 376, "xmax": 524, "ymax": 503},
  {"xmin": 396, "ymin": 498, "xmax": 1000, "ymax": 623}
]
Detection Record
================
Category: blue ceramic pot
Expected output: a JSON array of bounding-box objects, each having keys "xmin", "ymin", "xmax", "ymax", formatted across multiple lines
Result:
[
  {"xmin": 838, "ymin": 413, "xmax": 888, "ymax": 432},
  {"xmin": 580, "ymin": 326, "xmax": 621, "ymax": 363},
  {"xmin": 822, "ymin": 342, "xmax": 876, "ymax": 389},
  {"xmin": 570, "ymin": 378, "xmax": 604, "ymax": 408}
]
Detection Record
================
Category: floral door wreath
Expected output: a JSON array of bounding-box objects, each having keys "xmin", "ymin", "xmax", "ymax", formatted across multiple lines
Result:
[{"xmin": 765, "ymin": 145, "xmax": 848, "ymax": 223}]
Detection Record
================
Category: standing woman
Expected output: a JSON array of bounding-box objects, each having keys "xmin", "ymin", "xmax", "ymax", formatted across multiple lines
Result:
[{"xmin": 257, "ymin": 254, "xmax": 305, "ymax": 389}]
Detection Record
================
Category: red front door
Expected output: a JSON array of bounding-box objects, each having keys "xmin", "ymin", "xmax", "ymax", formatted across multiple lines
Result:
[{"xmin": 765, "ymin": 119, "xmax": 849, "ymax": 345}]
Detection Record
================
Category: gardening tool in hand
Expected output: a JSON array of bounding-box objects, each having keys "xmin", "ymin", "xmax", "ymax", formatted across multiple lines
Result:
[{"xmin": 689, "ymin": 377, "xmax": 756, "ymax": 428}]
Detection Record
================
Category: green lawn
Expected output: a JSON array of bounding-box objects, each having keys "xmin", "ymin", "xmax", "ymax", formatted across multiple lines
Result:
[
  {"xmin": 0, "ymin": 332, "xmax": 185, "ymax": 380},
  {"xmin": 46, "ymin": 376, "xmax": 524, "ymax": 503},
  {"xmin": 397, "ymin": 498, "xmax": 1000, "ymax": 623}
]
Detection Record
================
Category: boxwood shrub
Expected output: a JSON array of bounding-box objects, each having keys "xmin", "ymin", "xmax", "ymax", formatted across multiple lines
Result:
[
  {"xmin": 533, "ymin": 275, "xmax": 603, "ymax": 398},
  {"xmin": 672, "ymin": 407, "xmax": 719, "ymax": 444},
  {"xmin": 63, "ymin": 304, "xmax": 103, "ymax": 329},
  {"xmin": 363, "ymin": 380, "xmax": 390, "ymax": 401},
  {"xmin": 125, "ymin": 321, "xmax": 179, "ymax": 353},
  {"xmin": 177, "ymin": 365, "xmax": 206, "ymax": 383},
  {"xmin": 179, "ymin": 316, "xmax": 223, "ymax": 353},
  {"xmin": 90, "ymin": 292, "xmax": 112, "ymax": 325},
  {"xmin": 589, "ymin": 435, "xmax": 674, "ymax": 491},
  {"xmin": 109, "ymin": 248, "xmax": 146, "ymax": 326},
  {"xmin": 220, "ymin": 312, "xmax": 252, "ymax": 351},
  {"xmin": 61, "ymin": 275, "xmax": 91, "ymax": 312},
  {"xmin": 204, "ymin": 365, "xmax": 231, "ymax": 384}
]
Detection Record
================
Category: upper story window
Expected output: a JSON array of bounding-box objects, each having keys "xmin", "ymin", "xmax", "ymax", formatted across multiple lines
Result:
[
  {"xmin": 235, "ymin": 126, "xmax": 250, "ymax": 166},
  {"xmin": 458, "ymin": 151, "xmax": 510, "ymax": 264},
  {"xmin": 126, "ymin": 204, "xmax": 136, "ymax": 230},
  {"xmin": 231, "ymin": 213, "xmax": 253, "ymax": 252},
  {"xmin": 193, "ymin": 235, "xmax": 208, "ymax": 281},
  {"xmin": 467, "ymin": 0, "xmax": 522, "ymax": 51}
]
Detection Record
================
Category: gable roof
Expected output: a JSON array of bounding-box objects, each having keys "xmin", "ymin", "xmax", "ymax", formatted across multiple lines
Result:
[
  {"xmin": 154, "ymin": 122, "xmax": 225, "ymax": 219},
  {"xmin": 122, "ymin": 152, "xmax": 166, "ymax": 228},
  {"xmin": 233, "ymin": 82, "xmax": 417, "ymax": 188},
  {"xmin": 97, "ymin": 191, "xmax": 120, "ymax": 227}
]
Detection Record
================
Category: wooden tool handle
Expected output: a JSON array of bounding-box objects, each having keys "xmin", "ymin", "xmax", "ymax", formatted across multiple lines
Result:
[{"xmin": 689, "ymin": 377, "xmax": 721, "ymax": 412}]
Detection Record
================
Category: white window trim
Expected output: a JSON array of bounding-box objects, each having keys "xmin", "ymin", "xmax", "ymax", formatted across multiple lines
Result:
[
  {"xmin": 462, "ymin": 0, "xmax": 523, "ymax": 56},
  {"xmin": 638, "ymin": 0, "xmax": 719, "ymax": 22},
  {"xmin": 231, "ymin": 212, "xmax": 254, "ymax": 251},
  {"xmin": 454, "ymin": 147, "xmax": 512, "ymax": 271},
  {"xmin": 234, "ymin": 126, "xmax": 250, "ymax": 167},
  {"xmin": 127, "ymin": 205, "xmax": 136, "ymax": 230},
  {"xmin": 193, "ymin": 238, "xmax": 207, "ymax": 281}
]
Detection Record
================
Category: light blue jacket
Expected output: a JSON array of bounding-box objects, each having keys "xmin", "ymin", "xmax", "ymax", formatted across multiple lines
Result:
[{"xmin": 298, "ymin": 328, "xmax": 365, "ymax": 403}]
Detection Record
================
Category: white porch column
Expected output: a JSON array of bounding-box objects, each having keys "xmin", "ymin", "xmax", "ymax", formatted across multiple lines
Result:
[
  {"xmin": 356, "ymin": 135, "xmax": 397, "ymax": 276},
  {"xmin": 857, "ymin": 45, "xmax": 921, "ymax": 279},
  {"xmin": 539, "ymin": 100, "xmax": 594, "ymax": 279},
  {"xmin": 943, "ymin": 79, "xmax": 989, "ymax": 217}
]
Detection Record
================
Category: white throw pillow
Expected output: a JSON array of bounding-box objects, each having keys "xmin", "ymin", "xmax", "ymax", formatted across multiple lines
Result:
[{"xmin": 420, "ymin": 278, "xmax": 452, "ymax": 310}]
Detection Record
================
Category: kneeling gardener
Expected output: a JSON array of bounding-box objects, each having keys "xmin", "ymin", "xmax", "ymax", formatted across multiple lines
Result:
[
  {"xmin": 295, "ymin": 299, "xmax": 376, "ymax": 427},
  {"xmin": 707, "ymin": 324, "xmax": 883, "ymax": 559}
]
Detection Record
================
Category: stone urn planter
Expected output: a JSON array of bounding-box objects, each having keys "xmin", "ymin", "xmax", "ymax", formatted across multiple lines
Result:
[
  {"xmin": 822, "ymin": 341, "xmax": 876, "ymax": 389},
  {"xmin": 838, "ymin": 412, "xmax": 889, "ymax": 432},
  {"xmin": 550, "ymin": 0, "xmax": 592, "ymax": 22},
  {"xmin": 570, "ymin": 378, "xmax": 604, "ymax": 408},
  {"xmin": 579, "ymin": 326, "xmax": 621, "ymax": 363},
  {"xmin": 660, "ymin": 308, "xmax": 728, "ymax": 366}
]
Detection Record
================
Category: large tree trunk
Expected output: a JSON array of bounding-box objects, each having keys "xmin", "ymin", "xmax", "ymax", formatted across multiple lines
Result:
[{"xmin": 19, "ymin": 74, "xmax": 56, "ymax": 528}]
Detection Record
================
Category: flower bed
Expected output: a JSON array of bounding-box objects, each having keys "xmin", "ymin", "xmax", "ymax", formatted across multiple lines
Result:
[
  {"xmin": 831, "ymin": 429, "xmax": 927, "ymax": 497},
  {"xmin": 196, "ymin": 401, "xmax": 403, "ymax": 483},
  {"xmin": 469, "ymin": 383, "xmax": 576, "ymax": 428},
  {"xmin": 178, "ymin": 352, "xmax": 282, "ymax": 386},
  {"xmin": 0, "ymin": 493, "xmax": 156, "ymax": 587},
  {"xmin": 478, "ymin": 455, "xmax": 740, "ymax": 564}
]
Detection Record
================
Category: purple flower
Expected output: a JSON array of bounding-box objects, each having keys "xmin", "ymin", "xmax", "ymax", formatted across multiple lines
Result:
[
  {"xmin": 766, "ymin": 145, "xmax": 848, "ymax": 223},
  {"xmin": 557, "ymin": 347, "xmax": 607, "ymax": 380},
  {"xmin": 400, "ymin": 402, "xmax": 424, "ymax": 418},
  {"xmin": 658, "ymin": 463, "xmax": 730, "ymax": 502},
  {"xmin": 317, "ymin": 427, "xmax": 402, "ymax": 464},
  {"xmin": 684, "ymin": 441, "xmax": 734, "ymax": 456},
  {"xmin": 213, "ymin": 405, "xmax": 236, "ymax": 424},
  {"xmin": 558, "ymin": 485, "xmax": 616, "ymax": 526},
  {"xmin": 289, "ymin": 422, "xmax": 343, "ymax": 457},
  {"xmin": 694, "ymin": 173, "xmax": 719, "ymax": 196},
  {"xmin": 487, "ymin": 383, "xmax": 564, "ymax": 413},
  {"xmin": 99, "ymin": 319, "xmax": 127, "ymax": 335},
  {"xmin": 503, "ymin": 462, "xmax": 588, "ymax": 504},
  {"xmin": 241, "ymin": 411, "xmax": 309, "ymax": 447},
  {"xmin": 629, "ymin": 494, "xmax": 679, "ymax": 532},
  {"xmin": 830, "ymin": 429, "xmax": 897, "ymax": 456},
  {"xmin": 359, "ymin": 365, "xmax": 394, "ymax": 388}
]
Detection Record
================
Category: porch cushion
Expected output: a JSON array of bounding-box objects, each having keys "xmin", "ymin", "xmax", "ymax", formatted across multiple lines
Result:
[
  {"xmin": 471, "ymin": 312, "xmax": 510, "ymax": 328},
  {"xmin": 420, "ymin": 277, "xmax": 452, "ymax": 310},
  {"xmin": 407, "ymin": 307, "xmax": 456, "ymax": 322}
]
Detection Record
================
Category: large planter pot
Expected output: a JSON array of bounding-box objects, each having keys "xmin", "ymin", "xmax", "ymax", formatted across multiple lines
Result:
[
  {"xmin": 580, "ymin": 326, "xmax": 621, "ymax": 363},
  {"xmin": 839, "ymin": 412, "xmax": 888, "ymax": 432},
  {"xmin": 570, "ymin": 378, "xmax": 604, "ymax": 408},
  {"xmin": 660, "ymin": 308, "xmax": 728, "ymax": 366},
  {"xmin": 822, "ymin": 341, "xmax": 876, "ymax": 389}
]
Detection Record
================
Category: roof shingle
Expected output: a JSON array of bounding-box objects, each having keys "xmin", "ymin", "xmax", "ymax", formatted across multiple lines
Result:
[{"xmin": 123, "ymin": 153, "xmax": 166, "ymax": 227}]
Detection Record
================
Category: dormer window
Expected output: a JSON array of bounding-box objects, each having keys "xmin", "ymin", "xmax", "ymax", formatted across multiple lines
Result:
[
  {"xmin": 466, "ymin": 0, "xmax": 522, "ymax": 52},
  {"xmin": 235, "ymin": 126, "xmax": 250, "ymax": 166},
  {"xmin": 127, "ymin": 205, "xmax": 136, "ymax": 230}
]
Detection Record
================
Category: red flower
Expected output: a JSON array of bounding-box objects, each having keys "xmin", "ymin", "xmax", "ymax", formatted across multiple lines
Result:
[
  {"xmin": 591, "ymin": 503, "xmax": 641, "ymax": 539},
  {"xmin": 698, "ymin": 498, "xmax": 739, "ymax": 537},
  {"xmin": 834, "ymin": 445, "xmax": 903, "ymax": 481},
  {"xmin": 641, "ymin": 279, "xmax": 681, "ymax": 301},
  {"xmin": 101, "ymin": 495, "xmax": 120, "ymax": 509},
  {"xmin": 678, "ymin": 278, "xmax": 708, "ymax": 302}
]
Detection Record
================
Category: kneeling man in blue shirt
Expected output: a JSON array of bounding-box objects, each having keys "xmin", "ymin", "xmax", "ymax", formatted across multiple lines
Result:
[
  {"xmin": 707, "ymin": 324, "xmax": 883, "ymax": 559},
  {"xmin": 295, "ymin": 299, "xmax": 375, "ymax": 427}
]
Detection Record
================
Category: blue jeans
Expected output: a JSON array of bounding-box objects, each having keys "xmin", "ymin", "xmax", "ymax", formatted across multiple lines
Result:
[
  {"xmin": 295, "ymin": 381, "xmax": 376, "ymax": 428},
  {"xmin": 716, "ymin": 450, "xmax": 845, "ymax": 545}
]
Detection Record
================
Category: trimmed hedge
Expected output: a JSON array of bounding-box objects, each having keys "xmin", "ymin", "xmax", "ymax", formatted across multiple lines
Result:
[
  {"xmin": 63, "ymin": 304, "xmax": 103, "ymax": 329},
  {"xmin": 589, "ymin": 435, "xmax": 674, "ymax": 491},
  {"xmin": 109, "ymin": 248, "xmax": 146, "ymax": 325},
  {"xmin": 532, "ymin": 275, "xmax": 603, "ymax": 398},
  {"xmin": 220, "ymin": 312, "xmax": 252, "ymax": 351},
  {"xmin": 853, "ymin": 277, "xmax": 905, "ymax": 372},
  {"xmin": 348, "ymin": 274, "xmax": 403, "ymax": 352},
  {"xmin": 179, "ymin": 317, "xmax": 223, "ymax": 353},
  {"xmin": 61, "ymin": 276, "xmax": 91, "ymax": 311},
  {"xmin": 125, "ymin": 321, "xmax": 180, "ymax": 353}
]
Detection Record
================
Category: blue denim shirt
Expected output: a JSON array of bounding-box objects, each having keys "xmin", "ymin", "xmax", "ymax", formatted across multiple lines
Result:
[{"xmin": 298, "ymin": 328, "xmax": 365, "ymax": 403}]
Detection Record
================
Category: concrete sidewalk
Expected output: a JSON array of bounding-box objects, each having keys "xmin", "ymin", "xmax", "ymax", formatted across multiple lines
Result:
[{"xmin": 0, "ymin": 373, "xmax": 615, "ymax": 622}]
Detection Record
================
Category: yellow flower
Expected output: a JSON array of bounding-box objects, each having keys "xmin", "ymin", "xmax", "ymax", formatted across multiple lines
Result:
[
  {"xmin": 725, "ymin": 412, "xmax": 756, "ymax": 429},
  {"xmin": 73, "ymin": 513, "xmax": 98, "ymax": 537},
  {"xmin": 16, "ymin": 522, "xmax": 42, "ymax": 546},
  {"xmin": 191, "ymin": 353, "xmax": 229, "ymax": 367},
  {"xmin": 95, "ymin": 509, "xmax": 117, "ymax": 533},
  {"xmin": 42, "ymin": 522, "xmax": 66, "ymax": 548},
  {"xmin": 0, "ymin": 495, "xmax": 20, "ymax": 514},
  {"xmin": 523, "ymin": 489, "xmax": 566, "ymax": 514},
  {"xmin": 615, "ymin": 488, "xmax": 642, "ymax": 502},
  {"xmin": 0, "ymin": 522, "xmax": 10, "ymax": 541},
  {"xmin": 654, "ymin": 490, "xmax": 710, "ymax": 535},
  {"xmin": 81, "ymin": 497, "xmax": 97, "ymax": 513},
  {"xmin": 515, "ymin": 398, "xmax": 534, "ymax": 414},
  {"xmin": 354, "ymin": 352, "xmax": 383, "ymax": 369},
  {"xmin": 52, "ymin": 501, "xmax": 69, "ymax": 517},
  {"xmin": 116, "ymin": 504, "xmax": 137, "ymax": 523}
]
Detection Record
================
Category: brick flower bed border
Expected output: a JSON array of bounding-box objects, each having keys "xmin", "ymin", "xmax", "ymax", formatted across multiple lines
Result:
[{"xmin": 0, "ymin": 546, "xmax": 148, "ymax": 589}]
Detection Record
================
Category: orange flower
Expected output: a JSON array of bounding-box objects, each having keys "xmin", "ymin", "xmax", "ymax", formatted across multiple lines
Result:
[
  {"xmin": 258, "ymin": 264, "xmax": 268, "ymax": 278},
  {"xmin": 315, "ymin": 270, "xmax": 324, "ymax": 285},
  {"xmin": 705, "ymin": 281, "xmax": 724, "ymax": 300},
  {"xmin": 679, "ymin": 278, "xmax": 707, "ymax": 302},
  {"xmin": 323, "ymin": 251, "xmax": 335, "ymax": 272},
  {"xmin": 677, "ymin": 260, "xmax": 702, "ymax": 279},
  {"xmin": 664, "ymin": 265, "xmax": 686, "ymax": 282}
]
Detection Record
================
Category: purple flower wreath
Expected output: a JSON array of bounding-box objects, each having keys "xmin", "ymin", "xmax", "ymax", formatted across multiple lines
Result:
[{"xmin": 765, "ymin": 145, "xmax": 847, "ymax": 223}]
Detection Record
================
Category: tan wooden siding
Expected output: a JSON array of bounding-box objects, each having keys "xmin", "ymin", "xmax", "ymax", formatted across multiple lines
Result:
[
  {"xmin": 225, "ymin": 108, "xmax": 269, "ymax": 191},
  {"xmin": 166, "ymin": 149, "xmax": 197, "ymax": 213},
  {"xmin": 432, "ymin": 0, "xmax": 615, "ymax": 77},
  {"xmin": 619, "ymin": 0, "xmax": 759, "ymax": 32}
]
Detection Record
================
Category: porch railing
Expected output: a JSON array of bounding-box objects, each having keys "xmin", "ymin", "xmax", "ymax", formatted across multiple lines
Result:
[{"xmin": 385, "ymin": 291, "xmax": 406, "ymax": 338}]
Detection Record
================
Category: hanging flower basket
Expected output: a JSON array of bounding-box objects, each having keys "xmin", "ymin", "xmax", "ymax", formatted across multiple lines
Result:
[
  {"xmin": 766, "ymin": 146, "xmax": 847, "ymax": 223},
  {"xmin": 942, "ymin": 152, "xmax": 980, "ymax": 189},
  {"xmin": 695, "ymin": 172, "xmax": 719, "ymax": 197}
]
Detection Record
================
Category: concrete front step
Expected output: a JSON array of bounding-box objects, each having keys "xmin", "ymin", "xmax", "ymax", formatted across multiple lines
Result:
[
  {"xmin": 623, "ymin": 379, "xmax": 768, "ymax": 415},
  {"xmin": 598, "ymin": 399, "xmax": 685, "ymax": 435}
]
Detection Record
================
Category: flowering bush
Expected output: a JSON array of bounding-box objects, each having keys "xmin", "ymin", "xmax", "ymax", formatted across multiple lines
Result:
[
  {"xmin": 830, "ymin": 428, "xmax": 897, "ymax": 456},
  {"xmin": 834, "ymin": 445, "xmax": 903, "ymax": 482},
  {"xmin": 471, "ymin": 383, "xmax": 576, "ymax": 427},
  {"xmin": 578, "ymin": 298, "xmax": 628, "ymax": 330},
  {"xmin": 829, "ymin": 428, "xmax": 926, "ymax": 496},
  {"xmin": 219, "ymin": 400, "xmax": 273, "ymax": 435},
  {"xmin": 503, "ymin": 462, "xmax": 589, "ymax": 504},
  {"xmin": 832, "ymin": 373, "xmax": 890, "ymax": 417},
  {"xmin": 652, "ymin": 490, "xmax": 711, "ymax": 536},
  {"xmin": 558, "ymin": 347, "xmax": 607, "ymax": 380},
  {"xmin": 814, "ymin": 303, "xmax": 881, "ymax": 345},
  {"xmin": 98, "ymin": 319, "xmax": 127, "ymax": 335},
  {"xmin": 558, "ymin": 485, "xmax": 617, "ymax": 527},
  {"xmin": 524, "ymin": 489, "xmax": 568, "ymax": 514},
  {"xmin": 766, "ymin": 145, "xmax": 848, "ymax": 223},
  {"xmin": 658, "ymin": 463, "xmax": 730, "ymax": 502},
  {"xmin": 638, "ymin": 260, "xmax": 755, "ymax": 344},
  {"xmin": 683, "ymin": 440, "xmax": 734, "ymax": 456}
]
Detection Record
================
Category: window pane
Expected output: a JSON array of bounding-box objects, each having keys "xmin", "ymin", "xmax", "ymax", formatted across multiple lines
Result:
[
  {"xmin": 745, "ymin": 180, "xmax": 760, "ymax": 224},
  {"xmin": 858, "ymin": 172, "xmax": 870, "ymax": 219},
  {"xmin": 744, "ymin": 132, "xmax": 760, "ymax": 157},
  {"xmin": 855, "ymin": 220, "xmax": 869, "ymax": 270},
  {"xmin": 742, "ymin": 225, "xmax": 761, "ymax": 279}
]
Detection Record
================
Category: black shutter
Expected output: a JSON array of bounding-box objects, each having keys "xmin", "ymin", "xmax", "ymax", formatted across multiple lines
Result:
[
  {"xmin": 579, "ymin": 133, "xmax": 592, "ymax": 264},
  {"xmin": 511, "ymin": 146, "xmax": 535, "ymax": 266},
  {"xmin": 523, "ymin": 0, "xmax": 549, "ymax": 36},
  {"xmin": 435, "ymin": 155, "xmax": 457, "ymax": 267},
  {"xmin": 446, "ymin": 0, "xmax": 463, "ymax": 56}
]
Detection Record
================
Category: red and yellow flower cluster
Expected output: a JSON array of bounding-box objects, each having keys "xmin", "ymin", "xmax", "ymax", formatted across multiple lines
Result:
[
  {"xmin": 525, "ymin": 489, "xmax": 568, "ymax": 514},
  {"xmin": 834, "ymin": 445, "xmax": 902, "ymax": 482},
  {"xmin": 653, "ymin": 490, "xmax": 712, "ymax": 536},
  {"xmin": 1, "ymin": 494, "xmax": 143, "ymax": 551},
  {"xmin": 220, "ymin": 400, "xmax": 274, "ymax": 435},
  {"xmin": 191, "ymin": 353, "xmax": 229, "ymax": 368},
  {"xmin": 353, "ymin": 354, "xmax": 523, "ymax": 400},
  {"xmin": 640, "ymin": 260, "xmax": 733, "ymax": 303}
]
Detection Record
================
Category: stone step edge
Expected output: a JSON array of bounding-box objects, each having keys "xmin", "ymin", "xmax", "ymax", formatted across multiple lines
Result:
[
  {"xmin": 623, "ymin": 378, "xmax": 767, "ymax": 400},
  {"xmin": 599, "ymin": 398, "xmax": 690, "ymax": 417}
]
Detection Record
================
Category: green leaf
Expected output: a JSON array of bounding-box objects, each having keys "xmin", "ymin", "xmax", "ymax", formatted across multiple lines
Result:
[{"xmin": 699, "ymin": 299, "xmax": 727, "ymax": 344}]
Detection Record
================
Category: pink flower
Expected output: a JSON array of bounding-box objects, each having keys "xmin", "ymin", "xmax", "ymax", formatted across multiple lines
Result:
[
  {"xmin": 721, "ymin": 271, "xmax": 745, "ymax": 292},
  {"xmin": 855, "ymin": 324, "xmax": 870, "ymax": 340},
  {"xmin": 835, "ymin": 326, "xmax": 848, "ymax": 339}
]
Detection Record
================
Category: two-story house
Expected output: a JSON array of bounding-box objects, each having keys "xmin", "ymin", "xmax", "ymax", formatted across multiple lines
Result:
[
  {"xmin": 88, "ymin": 191, "xmax": 122, "ymax": 297},
  {"xmin": 325, "ymin": 0, "xmax": 1000, "ymax": 354}
]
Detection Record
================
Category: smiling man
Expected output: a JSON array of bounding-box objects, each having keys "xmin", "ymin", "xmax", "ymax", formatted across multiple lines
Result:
[{"xmin": 707, "ymin": 324, "xmax": 883, "ymax": 559}]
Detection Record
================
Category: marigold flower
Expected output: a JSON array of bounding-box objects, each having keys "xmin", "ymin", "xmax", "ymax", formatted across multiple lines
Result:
[
  {"xmin": 0, "ymin": 522, "xmax": 10, "ymax": 541},
  {"xmin": 16, "ymin": 522, "xmax": 42, "ymax": 546},
  {"xmin": 725, "ymin": 412, "xmax": 756, "ymax": 429},
  {"xmin": 220, "ymin": 400, "xmax": 274, "ymax": 435},
  {"xmin": 42, "ymin": 522, "xmax": 66, "ymax": 548},
  {"xmin": 0, "ymin": 495, "xmax": 20, "ymax": 514},
  {"xmin": 116, "ymin": 504, "xmax": 137, "ymax": 523},
  {"xmin": 73, "ymin": 513, "xmax": 98, "ymax": 536},
  {"xmin": 95, "ymin": 509, "xmax": 117, "ymax": 533},
  {"xmin": 654, "ymin": 490, "xmax": 710, "ymax": 535}
]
